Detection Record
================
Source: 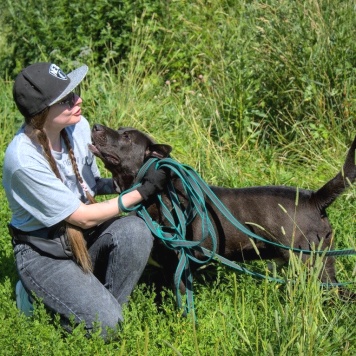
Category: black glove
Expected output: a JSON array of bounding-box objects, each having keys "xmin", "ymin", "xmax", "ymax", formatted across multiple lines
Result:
[{"xmin": 137, "ymin": 164, "xmax": 169, "ymax": 201}]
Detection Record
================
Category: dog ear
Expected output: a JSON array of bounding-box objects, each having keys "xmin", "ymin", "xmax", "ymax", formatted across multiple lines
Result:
[{"xmin": 146, "ymin": 144, "xmax": 172, "ymax": 159}]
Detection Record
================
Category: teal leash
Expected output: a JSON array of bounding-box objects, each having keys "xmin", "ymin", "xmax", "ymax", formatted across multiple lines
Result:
[{"xmin": 119, "ymin": 158, "xmax": 356, "ymax": 318}]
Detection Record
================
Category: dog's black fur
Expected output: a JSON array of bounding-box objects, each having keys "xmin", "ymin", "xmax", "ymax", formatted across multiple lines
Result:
[{"xmin": 89, "ymin": 124, "xmax": 356, "ymax": 295}]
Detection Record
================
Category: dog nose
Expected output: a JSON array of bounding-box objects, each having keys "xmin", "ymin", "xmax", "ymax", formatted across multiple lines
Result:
[{"xmin": 93, "ymin": 124, "xmax": 103, "ymax": 132}]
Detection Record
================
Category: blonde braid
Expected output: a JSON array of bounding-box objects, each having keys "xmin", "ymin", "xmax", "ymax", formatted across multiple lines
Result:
[
  {"xmin": 60, "ymin": 129, "xmax": 98, "ymax": 273},
  {"xmin": 26, "ymin": 110, "xmax": 93, "ymax": 273},
  {"xmin": 27, "ymin": 109, "xmax": 62, "ymax": 178}
]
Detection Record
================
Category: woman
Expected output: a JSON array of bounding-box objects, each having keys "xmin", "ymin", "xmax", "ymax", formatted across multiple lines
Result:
[{"xmin": 2, "ymin": 62, "xmax": 167, "ymax": 337}]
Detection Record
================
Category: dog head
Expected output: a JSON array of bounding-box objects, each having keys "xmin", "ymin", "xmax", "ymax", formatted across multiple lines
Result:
[{"xmin": 88, "ymin": 124, "xmax": 172, "ymax": 193}]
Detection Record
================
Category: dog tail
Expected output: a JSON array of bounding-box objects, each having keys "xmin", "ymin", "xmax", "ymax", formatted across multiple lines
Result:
[{"xmin": 312, "ymin": 135, "xmax": 356, "ymax": 211}]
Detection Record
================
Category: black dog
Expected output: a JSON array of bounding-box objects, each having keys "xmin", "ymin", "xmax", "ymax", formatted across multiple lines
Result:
[{"xmin": 89, "ymin": 124, "xmax": 356, "ymax": 295}]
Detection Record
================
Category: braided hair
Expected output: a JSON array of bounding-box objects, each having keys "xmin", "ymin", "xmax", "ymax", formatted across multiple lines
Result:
[{"xmin": 26, "ymin": 108, "xmax": 95, "ymax": 272}]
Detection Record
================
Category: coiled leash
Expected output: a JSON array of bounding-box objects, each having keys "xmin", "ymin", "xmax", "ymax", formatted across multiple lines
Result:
[{"xmin": 119, "ymin": 158, "xmax": 356, "ymax": 318}]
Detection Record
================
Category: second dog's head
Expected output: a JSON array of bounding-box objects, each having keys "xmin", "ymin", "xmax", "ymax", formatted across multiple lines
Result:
[{"xmin": 88, "ymin": 124, "xmax": 172, "ymax": 193}]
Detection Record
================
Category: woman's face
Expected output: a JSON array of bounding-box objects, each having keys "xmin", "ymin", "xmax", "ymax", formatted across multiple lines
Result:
[{"xmin": 44, "ymin": 93, "xmax": 83, "ymax": 132}]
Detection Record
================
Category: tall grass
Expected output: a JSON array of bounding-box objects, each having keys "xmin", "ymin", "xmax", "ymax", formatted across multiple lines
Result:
[{"xmin": 0, "ymin": 0, "xmax": 355, "ymax": 354}]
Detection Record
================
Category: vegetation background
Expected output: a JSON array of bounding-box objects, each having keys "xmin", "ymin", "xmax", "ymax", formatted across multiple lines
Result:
[{"xmin": 0, "ymin": 0, "xmax": 355, "ymax": 354}]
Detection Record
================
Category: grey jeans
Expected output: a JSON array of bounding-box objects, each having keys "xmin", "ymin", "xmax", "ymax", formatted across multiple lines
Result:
[{"xmin": 14, "ymin": 216, "xmax": 153, "ymax": 337}]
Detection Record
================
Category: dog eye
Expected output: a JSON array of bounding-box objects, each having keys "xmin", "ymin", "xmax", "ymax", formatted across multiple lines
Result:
[{"xmin": 122, "ymin": 132, "xmax": 131, "ymax": 141}]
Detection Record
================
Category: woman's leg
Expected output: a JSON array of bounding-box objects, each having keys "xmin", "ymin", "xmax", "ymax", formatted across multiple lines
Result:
[
  {"xmin": 14, "ymin": 216, "xmax": 152, "ymax": 337},
  {"xmin": 88, "ymin": 215, "xmax": 153, "ymax": 305}
]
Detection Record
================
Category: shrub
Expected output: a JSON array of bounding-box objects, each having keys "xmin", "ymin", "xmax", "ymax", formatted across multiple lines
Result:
[{"xmin": 0, "ymin": 0, "xmax": 163, "ymax": 77}]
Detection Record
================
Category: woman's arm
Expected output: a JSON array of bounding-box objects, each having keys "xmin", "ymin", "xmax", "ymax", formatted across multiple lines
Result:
[
  {"xmin": 65, "ymin": 189, "xmax": 142, "ymax": 229},
  {"xmin": 67, "ymin": 162, "xmax": 168, "ymax": 229}
]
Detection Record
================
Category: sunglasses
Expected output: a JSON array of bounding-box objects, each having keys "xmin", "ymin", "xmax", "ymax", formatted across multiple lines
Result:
[{"xmin": 57, "ymin": 86, "xmax": 81, "ymax": 109}]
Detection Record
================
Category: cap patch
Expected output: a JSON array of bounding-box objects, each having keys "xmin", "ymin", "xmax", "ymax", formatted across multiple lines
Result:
[{"xmin": 49, "ymin": 64, "xmax": 68, "ymax": 80}]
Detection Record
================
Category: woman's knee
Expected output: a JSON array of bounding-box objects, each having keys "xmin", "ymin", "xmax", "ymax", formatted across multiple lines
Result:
[{"xmin": 111, "ymin": 216, "xmax": 153, "ymax": 249}]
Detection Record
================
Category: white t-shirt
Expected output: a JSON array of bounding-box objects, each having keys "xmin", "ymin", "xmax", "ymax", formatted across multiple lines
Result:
[{"xmin": 2, "ymin": 117, "xmax": 101, "ymax": 231}]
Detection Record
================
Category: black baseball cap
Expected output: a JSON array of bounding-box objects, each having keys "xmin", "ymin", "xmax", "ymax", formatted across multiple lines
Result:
[{"xmin": 13, "ymin": 62, "xmax": 88, "ymax": 118}]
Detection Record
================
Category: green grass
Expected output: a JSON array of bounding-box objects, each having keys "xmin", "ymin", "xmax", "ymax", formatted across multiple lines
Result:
[
  {"xmin": 0, "ymin": 0, "xmax": 355, "ymax": 354},
  {"xmin": 0, "ymin": 69, "xmax": 355, "ymax": 355}
]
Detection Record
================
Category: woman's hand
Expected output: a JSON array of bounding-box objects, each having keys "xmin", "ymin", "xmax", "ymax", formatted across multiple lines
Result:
[{"xmin": 137, "ymin": 164, "xmax": 169, "ymax": 201}]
